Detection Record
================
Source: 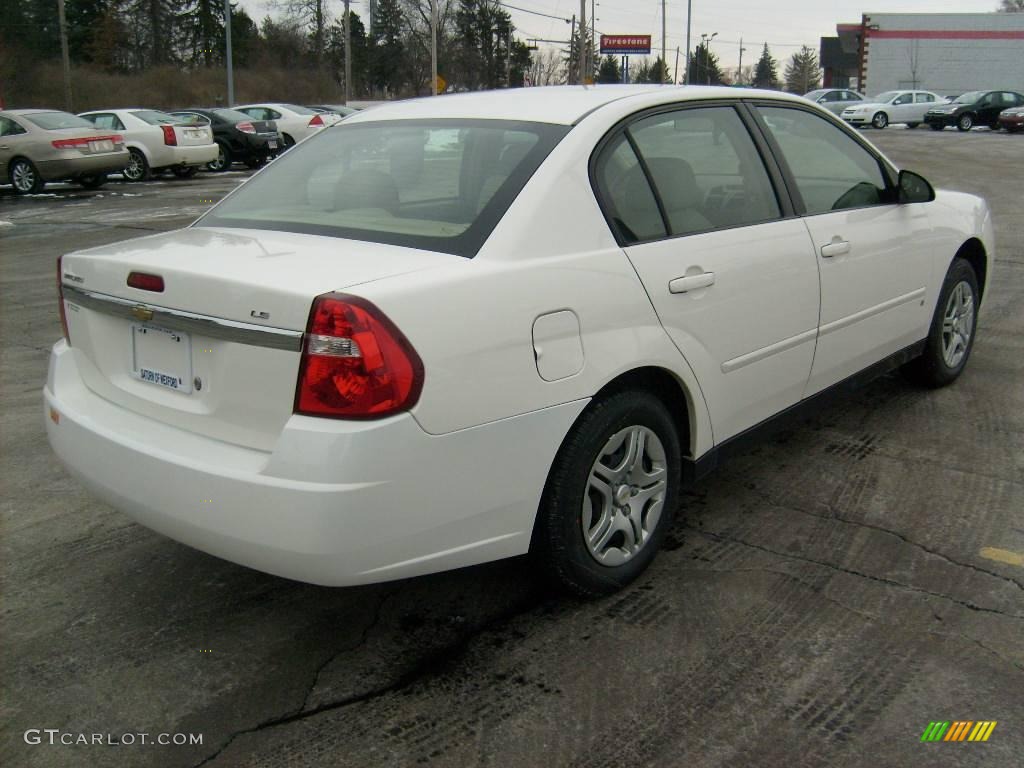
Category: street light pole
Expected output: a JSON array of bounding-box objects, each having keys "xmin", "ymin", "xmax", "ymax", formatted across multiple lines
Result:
[
  {"xmin": 738, "ymin": 38, "xmax": 746, "ymax": 86},
  {"xmin": 661, "ymin": 0, "xmax": 666, "ymax": 80},
  {"xmin": 684, "ymin": 0, "xmax": 692, "ymax": 85},
  {"xmin": 579, "ymin": 0, "xmax": 587, "ymax": 84},
  {"xmin": 57, "ymin": 0, "xmax": 73, "ymax": 111},
  {"xmin": 343, "ymin": 0, "xmax": 352, "ymax": 104},
  {"xmin": 430, "ymin": 0, "xmax": 438, "ymax": 94},
  {"xmin": 224, "ymin": 0, "xmax": 234, "ymax": 105}
]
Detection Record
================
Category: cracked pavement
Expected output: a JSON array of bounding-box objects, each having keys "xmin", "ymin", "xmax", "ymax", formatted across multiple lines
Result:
[{"xmin": 2, "ymin": 129, "xmax": 1023, "ymax": 767}]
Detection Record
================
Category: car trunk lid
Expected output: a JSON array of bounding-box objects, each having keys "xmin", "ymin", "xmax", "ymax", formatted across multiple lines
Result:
[{"xmin": 60, "ymin": 227, "xmax": 457, "ymax": 450}]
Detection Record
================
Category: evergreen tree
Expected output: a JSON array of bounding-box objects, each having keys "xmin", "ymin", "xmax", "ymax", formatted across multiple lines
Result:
[
  {"xmin": 784, "ymin": 45, "xmax": 821, "ymax": 94},
  {"xmin": 597, "ymin": 55, "xmax": 621, "ymax": 84},
  {"xmin": 327, "ymin": 11, "xmax": 369, "ymax": 94},
  {"xmin": 753, "ymin": 43, "xmax": 780, "ymax": 89},
  {"xmin": 687, "ymin": 43, "xmax": 725, "ymax": 85},
  {"xmin": 648, "ymin": 56, "xmax": 669, "ymax": 84},
  {"xmin": 125, "ymin": 0, "xmax": 185, "ymax": 68},
  {"xmin": 181, "ymin": 0, "xmax": 225, "ymax": 66},
  {"xmin": 371, "ymin": 0, "xmax": 405, "ymax": 95}
]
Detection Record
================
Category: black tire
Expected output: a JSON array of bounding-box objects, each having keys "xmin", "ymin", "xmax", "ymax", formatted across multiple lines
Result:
[
  {"xmin": 930, "ymin": 123, "xmax": 944, "ymax": 131},
  {"xmin": 532, "ymin": 390, "xmax": 681, "ymax": 597},
  {"xmin": 281, "ymin": 134, "xmax": 296, "ymax": 150},
  {"xmin": 78, "ymin": 173, "xmax": 107, "ymax": 189},
  {"xmin": 902, "ymin": 257, "xmax": 979, "ymax": 388},
  {"xmin": 123, "ymin": 148, "xmax": 150, "ymax": 181},
  {"xmin": 207, "ymin": 141, "xmax": 231, "ymax": 172},
  {"xmin": 9, "ymin": 157, "xmax": 45, "ymax": 194},
  {"xmin": 906, "ymin": 122, "xmax": 919, "ymax": 129},
  {"xmin": 244, "ymin": 156, "xmax": 265, "ymax": 170},
  {"xmin": 172, "ymin": 166, "xmax": 198, "ymax": 179},
  {"xmin": 871, "ymin": 111, "xmax": 888, "ymax": 129},
  {"xmin": 957, "ymin": 113, "xmax": 974, "ymax": 132}
]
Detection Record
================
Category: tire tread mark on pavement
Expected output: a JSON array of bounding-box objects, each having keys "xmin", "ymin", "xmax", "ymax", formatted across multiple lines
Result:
[{"xmin": 687, "ymin": 528, "xmax": 1024, "ymax": 619}]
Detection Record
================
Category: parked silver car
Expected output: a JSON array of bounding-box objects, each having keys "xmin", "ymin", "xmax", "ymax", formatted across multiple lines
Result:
[
  {"xmin": 840, "ymin": 90, "xmax": 949, "ymax": 129},
  {"xmin": 802, "ymin": 88, "xmax": 865, "ymax": 115},
  {"xmin": 0, "ymin": 110, "xmax": 129, "ymax": 194}
]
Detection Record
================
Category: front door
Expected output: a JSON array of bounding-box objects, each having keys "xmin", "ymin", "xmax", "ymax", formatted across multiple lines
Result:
[
  {"xmin": 753, "ymin": 105, "xmax": 936, "ymax": 395},
  {"xmin": 592, "ymin": 103, "xmax": 820, "ymax": 442}
]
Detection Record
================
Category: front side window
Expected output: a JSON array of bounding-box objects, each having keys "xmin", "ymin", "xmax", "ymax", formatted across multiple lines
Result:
[
  {"xmin": 198, "ymin": 119, "xmax": 567, "ymax": 257},
  {"xmin": 757, "ymin": 106, "xmax": 890, "ymax": 215},
  {"xmin": 626, "ymin": 106, "xmax": 781, "ymax": 236},
  {"xmin": 893, "ymin": 93, "xmax": 913, "ymax": 105},
  {"xmin": 914, "ymin": 93, "xmax": 935, "ymax": 103}
]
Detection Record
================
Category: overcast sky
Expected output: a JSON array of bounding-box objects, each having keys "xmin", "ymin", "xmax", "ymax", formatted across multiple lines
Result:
[{"xmin": 236, "ymin": 0, "xmax": 1003, "ymax": 69}]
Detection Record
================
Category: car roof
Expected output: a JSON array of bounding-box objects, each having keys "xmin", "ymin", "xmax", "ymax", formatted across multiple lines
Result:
[
  {"xmin": 343, "ymin": 85, "xmax": 808, "ymax": 126},
  {"xmin": 1, "ymin": 108, "xmax": 73, "ymax": 116}
]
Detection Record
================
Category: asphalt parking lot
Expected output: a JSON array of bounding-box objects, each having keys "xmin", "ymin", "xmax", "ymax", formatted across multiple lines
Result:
[{"xmin": 2, "ymin": 127, "xmax": 1023, "ymax": 768}]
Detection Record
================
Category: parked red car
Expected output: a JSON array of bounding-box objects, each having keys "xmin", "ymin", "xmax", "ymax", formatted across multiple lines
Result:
[{"xmin": 998, "ymin": 106, "xmax": 1024, "ymax": 132}]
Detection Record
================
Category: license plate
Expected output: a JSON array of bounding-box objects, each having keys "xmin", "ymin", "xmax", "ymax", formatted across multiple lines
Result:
[
  {"xmin": 130, "ymin": 323, "xmax": 192, "ymax": 393},
  {"xmin": 267, "ymin": 140, "xmax": 278, "ymax": 149},
  {"xmin": 187, "ymin": 129, "xmax": 203, "ymax": 139},
  {"xmin": 89, "ymin": 139, "xmax": 113, "ymax": 153}
]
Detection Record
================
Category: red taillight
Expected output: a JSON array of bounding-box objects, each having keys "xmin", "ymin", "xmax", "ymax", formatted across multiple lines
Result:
[
  {"xmin": 295, "ymin": 293, "xmax": 424, "ymax": 419},
  {"xmin": 51, "ymin": 135, "xmax": 118, "ymax": 149},
  {"xmin": 236, "ymin": 121, "xmax": 256, "ymax": 134},
  {"xmin": 308, "ymin": 114, "xmax": 324, "ymax": 127},
  {"xmin": 57, "ymin": 256, "xmax": 70, "ymax": 342},
  {"xmin": 127, "ymin": 272, "xmax": 165, "ymax": 292},
  {"xmin": 161, "ymin": 125, "xmax": 177, "ymax": 145}
]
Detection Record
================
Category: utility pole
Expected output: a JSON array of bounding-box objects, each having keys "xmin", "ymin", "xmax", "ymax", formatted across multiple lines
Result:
[
  {"xmin": 737, "ymin": 37, "xmax": 745, "ymax": 86},
  {"xmin": 430, "ymin": 0, "xmax": 438, "ymax": 94},
  {"xmin": 569, "ymin": 14, "xmax": 576, "ymax": 84},
  {"xmin": 579, "ymin": 0, "xmax": 587, "ymax": 84},
  {"xmin": 56, "ymin": 0, "xmax": 73, "ymax": 111},
  {"xmin": 224, "ymin": 0, "xmax": 234, "ymax": 105},
  {"xmin": 684, "ymin": 0, "xmax": 692, "ymax": 85},
  {"xmin": 343, "ymin": 0, "xmax": 352, "ymax": 104},
  {"xmin": 661, "ymin": 0, "xmax": 666, "ymax": 78},
  {"xmin": 673, "ymin": 46, "xmax": 680, "ymax": 84}
]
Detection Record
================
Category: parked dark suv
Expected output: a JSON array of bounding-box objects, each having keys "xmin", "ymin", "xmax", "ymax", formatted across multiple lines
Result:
[
  {"xmin": 924, "ymin": 90, "xmax": 1024, "ymax": 132},
  {"xmin": 169, "ymin": 108, "xmax": 282, "ymax": 171}
]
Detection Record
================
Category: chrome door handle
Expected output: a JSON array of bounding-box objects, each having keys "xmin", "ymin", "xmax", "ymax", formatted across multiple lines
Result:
[
  {"xmin": 820, "ymin": 239, "xmax": 850, "ymax": 258},
  {"xmin": 669, "ymin": 272, "xmax": 715, "ymax": 294},
  {"xmin": 0, "ymin": 145, "xmax": 9, "ymax": 150}
]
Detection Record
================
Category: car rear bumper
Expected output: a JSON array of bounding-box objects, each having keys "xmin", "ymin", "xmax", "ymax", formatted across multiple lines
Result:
[
  {"xmin": 157, "ymin": 145, "xmax": 219, "ymax": 168},
  {"xmin": 37, "ymin": 151, "xmax": 131, "ymax": 181},
  {"xmin": 44, "ymin": 340, "xmax": 585, "ymax": 586}
]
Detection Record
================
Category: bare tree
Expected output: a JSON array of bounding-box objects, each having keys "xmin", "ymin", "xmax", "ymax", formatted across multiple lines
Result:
[
  {"xmin": 529, "ymin": 47, "xmax": 563, "ymax": 86},
  {"xmin": 998, "ymin": 0, "xmax": 1024, "ymax": 11},
  {"xmin": 906, "ymin": 39, "xmax": 921, "ymax": 89}
]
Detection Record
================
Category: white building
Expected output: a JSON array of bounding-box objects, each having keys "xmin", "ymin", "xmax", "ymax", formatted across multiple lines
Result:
[{"xmin": 835, "ymin": 13, "xmax": 1024, "ymax": 97}]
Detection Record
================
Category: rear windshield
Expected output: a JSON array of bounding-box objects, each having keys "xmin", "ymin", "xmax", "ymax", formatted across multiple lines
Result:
[
  {"xmin": 24, "ymin": 112, "xmax": 95, "ymax": 130},
  {"xmin": 131, "ymin": 110, "xmax": 181, "ymax": 125},
  {"xmin": 212, "ymin": 108, "xmax": 253, "ymax": 122},
  {"xmin": 196, "ymin": 119, "xmax": 568, "ymax": 257}
]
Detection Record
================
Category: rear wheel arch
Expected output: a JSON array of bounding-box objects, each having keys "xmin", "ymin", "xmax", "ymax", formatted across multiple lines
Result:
[{"xmin": 589, "ymin": 366, "xmax": 694, "ymax": 460}]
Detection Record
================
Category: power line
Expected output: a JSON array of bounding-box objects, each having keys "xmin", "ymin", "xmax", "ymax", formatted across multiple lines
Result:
[{"xmin": 498, "ymin": 2, "xmax": 572, "ymax": 24}]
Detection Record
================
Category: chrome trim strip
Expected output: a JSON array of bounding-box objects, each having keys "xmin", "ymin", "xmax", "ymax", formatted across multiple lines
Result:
[
  {"xmin": 819, "ymin": 287, "xmax": 926, "ymax": 338},
  {"xmin": 721, "ymin": 327, "xmax": 818, "ymax": 374},
  {"xmin": 62, "ymin": 285, "xmax": 303, "ymax": 352}
]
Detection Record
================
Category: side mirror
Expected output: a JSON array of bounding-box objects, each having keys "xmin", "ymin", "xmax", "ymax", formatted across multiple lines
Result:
[{"xmin": 898, "ymin": 170, "xmax": 935, "ymax": 204}]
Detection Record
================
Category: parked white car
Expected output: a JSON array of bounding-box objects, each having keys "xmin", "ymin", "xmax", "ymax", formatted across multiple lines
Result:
[
  {"xmin": 840, "ymin": 90, "xmax": 949, "ymax": 129},
  {"xmin": 232, "ymin": 103, "xmax": 336, "ymax": 148},
  {"xmin": 79, "ymin": 109, "xmax": 218, "ymax": 181},
  {"xmin": 47, "ymin": 86, "xmax": 993, "ymax": 596}
]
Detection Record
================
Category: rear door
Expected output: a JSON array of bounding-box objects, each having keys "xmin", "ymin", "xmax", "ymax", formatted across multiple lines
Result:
[
  {"xmin": 913, "ymin": 92, "xmax": 937, "ymax": 121},
  {"xmin": 752, "ymin": 104, "xmax": 935, "ymax": 395},
  {"xmin": 0, "ymin": 116, "xmax": 30, "ymax": 180},
  {"xmin": 594, "ymin": 103, "xmax": 820, "ymax": 442}
]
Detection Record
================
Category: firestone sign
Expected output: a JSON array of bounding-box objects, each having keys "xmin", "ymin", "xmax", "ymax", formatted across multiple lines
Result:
[{"xmin": 600, "ymin": 35, "xmax": 652, "ymax": 55}]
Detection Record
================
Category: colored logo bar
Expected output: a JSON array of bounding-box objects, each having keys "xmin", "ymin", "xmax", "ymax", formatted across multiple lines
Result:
[{"xmin": 921, "ymin": 721, "xmax": 997, "ymax": 742}]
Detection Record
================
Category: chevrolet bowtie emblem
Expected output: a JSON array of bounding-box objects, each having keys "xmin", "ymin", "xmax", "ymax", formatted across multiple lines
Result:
[{"xmin": 131, "ymin": 305, "xmax": 154, "ymax": 322}]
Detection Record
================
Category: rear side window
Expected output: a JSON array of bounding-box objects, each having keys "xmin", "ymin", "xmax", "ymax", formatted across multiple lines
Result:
[
  {"xmin": 87, "ymin": 113, "xmax": 125, "ymax": 130},
  {"xmin": 198, "ymin": 119, "xmax": 568, "ymax": 257},
  {"xmin": 757, "ymin": 106, "xmax": 890, "ymax": 215},
  {"xmin": 628, "ymin": 106, "xmax": 780, "ymax": 236},
  {"xmin": 593, "ymin": 134, "xmax": 667, "ymax": 243},
  {"xmin": 0, "ymin": 116, "xmax": 27, "ymax": 136}
]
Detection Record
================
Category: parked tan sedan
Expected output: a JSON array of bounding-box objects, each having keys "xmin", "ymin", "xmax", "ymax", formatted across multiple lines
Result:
[{"xmin": 0, "ymin": 109, "xmax": 130, "ymax": 194}]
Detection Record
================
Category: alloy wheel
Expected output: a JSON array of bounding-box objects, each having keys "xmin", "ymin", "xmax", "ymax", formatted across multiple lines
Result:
[
  {"xmin": 941, "ymin": 281, "xmax": 974, "ymax": 368},
  {"xmin": 872, "ymin": 112, "xmax": 888, "ymax": 129},
  {"xmin": 581, "ymin": 425, "xmax": 667, "ymax": 567},
  {"xmin": 124, "ymin": 150, "xmax": 146, "ymax": 181},
  {"xmin": 11, "ymin": 160, "xmax": 36, "ymax": 193},
  {"xmin": 958, "ymin": 114, "xmax": 973, "ymax": 131}
]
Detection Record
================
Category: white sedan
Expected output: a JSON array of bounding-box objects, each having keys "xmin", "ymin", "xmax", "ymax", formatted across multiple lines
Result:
[
  {"xmin": 79, "ymin": 109, "xmax": 218, "ymax": 181},
  {"xmin": 232, "ymin": 103, "xmax": 336, "ymax": 148},
  {"xmin": 840, "ymin": 90, "xmax": 949, "ymax": 129},
  {"xmin": 47, "ymin": 86, "xmax": 993, "ymax": 596}
]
